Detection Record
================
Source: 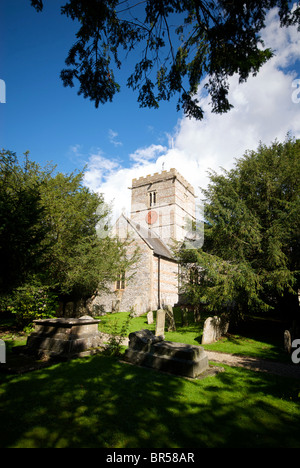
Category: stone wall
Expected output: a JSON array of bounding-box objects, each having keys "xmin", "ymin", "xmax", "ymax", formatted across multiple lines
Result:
[
  {"xmin": 87, "ymin": 217, "xmax": 179, "ymax": 315},
  {"xmin": 88, "ymin": 216, "xmax": 154, "ymax": 316},
  {"xmin": 152, "ymin": 256, "xmax": 179, "ymax": 309}
]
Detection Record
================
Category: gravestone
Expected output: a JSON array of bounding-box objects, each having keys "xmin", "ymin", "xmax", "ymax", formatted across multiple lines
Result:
[
  {"xmin": 26, "ymin": 315, "xmax": 103, "ymax": 360},
  {"xmin": 181, "ymin": 307, "xmax": 189, "ymax": 327},
  {"xmin": 147, "ymin": 311, "xmax": 154, "ymax": 324},
  {"xmin": 193, "ymin": 306, "xmax": 201, "ymax": 323},
  {"xmin": 124, "ymin": 329, "xmax": 209, "ymax": 379},
  {"xmin": 155, "ymin": 309, "xmax": 166, "ymax": 338},
  {"xmin": 284, "ymin": 330, "xmax": 292, "ymax": 354},
  {"xmin": 202, "ymin": 315, "xmax": 229, "ymax": 345},
  {"xmin": 0, "ymin": 339, "xmax": 6, "ymax": 363},
  {"xmin": 133, "ymin": 296, "xmax": 143, "ymax": 316},
  {"xmin": 164, "ymin": 305, "xmax": 176, "ymax": 332}
]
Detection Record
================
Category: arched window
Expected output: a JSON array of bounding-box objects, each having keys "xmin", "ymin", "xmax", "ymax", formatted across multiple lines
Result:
[{"xmin": 149, "ymin": 191, "xmax": 157, "ymax": 207}]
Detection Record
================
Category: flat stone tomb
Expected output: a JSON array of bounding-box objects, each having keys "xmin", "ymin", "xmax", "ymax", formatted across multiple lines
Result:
[
  {"xmin": 26, "ymin": 316, "xmax": 103, "ymax": 360},
  {"xmin": 124, "ymin": 329, "xmax": 209, "ymax": 379}
]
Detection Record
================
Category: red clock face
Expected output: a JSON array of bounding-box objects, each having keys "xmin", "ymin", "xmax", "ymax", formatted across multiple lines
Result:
[{"xmin": 146, "ymin": 210, "xmax": 158, "ymax": 225}]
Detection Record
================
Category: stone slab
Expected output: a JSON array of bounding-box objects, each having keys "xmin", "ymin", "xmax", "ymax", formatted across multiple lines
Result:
[
  {"xmin": 147, "ymin": 311, "xmax": 154, "ymax": 324},
  {"xmin": 124, "ymin": 329, "xmax": 209, "ymax": 379},
  {"xmin": 155, "ymin": 309, "xmax": 166, "ymax": 337},
  {"xmin": 26, "ymin": 316, "xmax": 103, "ymax": 360}
]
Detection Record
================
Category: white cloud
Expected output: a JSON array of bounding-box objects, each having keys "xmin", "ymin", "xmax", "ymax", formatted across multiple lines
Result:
[
  {"xmin": 108, "ymin": 129, "xmax": 123, "ymax": 147},
  {"xmin": 82, "ymin": 150, "xmax": 121, "ymax": 193},
  {"xmin": 130, "ymin": 144, "xmax": 167, "ymax": 164},
  {"xmin": 84, "ymin": 8, "xmax": 300, "ymax": 220}
]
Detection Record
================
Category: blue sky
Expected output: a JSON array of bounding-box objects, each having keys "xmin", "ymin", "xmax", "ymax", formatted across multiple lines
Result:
[
  {"xmin": 1, "ymin": 1, "xmax": 179, "ymax": 172},
  {"xmin": 2, "ymin": 1, "xmax": 300, "ymax": 220}
]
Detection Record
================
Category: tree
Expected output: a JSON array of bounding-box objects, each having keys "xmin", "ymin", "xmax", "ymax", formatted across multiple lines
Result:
[
  {"xmin": 178, "ymin": 136, "xmax": 300, "ymax": 323},
  {"xmin": 30, "ymin": 1, "xmax": 300, "ymax": 119},
  {"xmin": 0, "ymin": 150, "xmax": 51, "ymax": 294},
  {"xmin": 38, "ymin": 169, "xmax": 139, "ymax": 300},
  {"xmin": 0, "ymin": 151, "xmax": 139, "ymax": 319}
]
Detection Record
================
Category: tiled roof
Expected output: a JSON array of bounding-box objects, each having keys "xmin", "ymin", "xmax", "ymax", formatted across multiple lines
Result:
[{"xmin": 124, "ymin": 216, "xmax": 176, "ymax": 262}]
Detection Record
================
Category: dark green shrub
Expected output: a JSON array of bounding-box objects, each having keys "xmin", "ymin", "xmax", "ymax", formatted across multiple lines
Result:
[{"xmin": 10, "ymin": 283, "xmax": 58, "ymax": 330}]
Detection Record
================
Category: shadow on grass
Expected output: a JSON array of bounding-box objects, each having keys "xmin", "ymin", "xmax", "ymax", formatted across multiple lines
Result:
[{"xmin": 0, "ymin": 353, "xmax": 300, "ymax": 448}]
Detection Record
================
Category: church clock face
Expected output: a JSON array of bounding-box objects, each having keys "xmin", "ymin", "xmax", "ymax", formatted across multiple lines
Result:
[{"xmin": 146, "ymin": 210, "xmax": 158, "ymax": 225}]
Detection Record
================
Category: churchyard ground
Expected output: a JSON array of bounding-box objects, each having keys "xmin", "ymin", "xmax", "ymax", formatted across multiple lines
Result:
[{"xmin": 0, "ymin": 311, "xmax": 299, "ymax": 448}]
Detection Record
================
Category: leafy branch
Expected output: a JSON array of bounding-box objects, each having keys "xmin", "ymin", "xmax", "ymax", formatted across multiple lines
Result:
[{"xmin": 30, "ymin": 1, "xmax": 300, "ymax": 119}]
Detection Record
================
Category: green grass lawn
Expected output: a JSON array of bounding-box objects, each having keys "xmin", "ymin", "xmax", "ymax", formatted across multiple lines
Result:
[
  {"xmin": 0, "ymin": 353, "xmax": 299, "ymax": 448},
  {"xmin": 0, "ymin": 356, "xmax": 300, "ymax": 448},
  {"xmin": 0, "ymin": 311, "xmax": 299, "ymax": 448},
  {"xmin": 97, "ymin": 310, "xmax": 289, "ymax": 362}
]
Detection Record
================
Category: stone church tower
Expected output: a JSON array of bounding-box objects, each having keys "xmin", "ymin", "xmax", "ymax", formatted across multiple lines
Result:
[
  {"xmin": 89, "ymin": 168, "xmax": 196, "ymax": 316},
  {"xmin": 130, "ymin": 168, "xmax": 196, "ymax": 247}
]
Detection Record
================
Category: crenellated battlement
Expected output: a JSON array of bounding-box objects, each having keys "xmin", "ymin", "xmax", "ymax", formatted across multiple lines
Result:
[{"xmin": 132, "ymin": 168, "xmax": 194, "ymax": 195}]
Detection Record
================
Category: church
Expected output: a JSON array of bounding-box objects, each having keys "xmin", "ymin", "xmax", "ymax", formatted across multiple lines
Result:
[{"xmin": 90, "ymin": 168, "xmax": 196, "ymax": 315}]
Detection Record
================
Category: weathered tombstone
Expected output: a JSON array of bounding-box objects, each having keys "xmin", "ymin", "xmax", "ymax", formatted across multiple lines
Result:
[
  {"xmin": 124, "ymin": 329, "xmax": 209, "ymax": 379},
  {"xmin": 284, "ymin": 330, "xmax": 292, "ymax": 354},
  {"xmin": 26, "ymin": 316, "xmax": 103, "ymax": 360},
  {"xmin": 201, "ymin": 315, "xmax": 229, "ymax": 345},
  {"xmin": 193, "ymin": 306, "xmax": 201, "ymax": 323},
  {"xmin": 0, "ymin": 339, "xmax": 6, "ymax": 363},
  {"xmin": 155, "ymin": 309, "xmax": 166, "ymax": 338},
  {"xmin": 164, "ymin": 305, "xmax": 176, "ymax": 332},
  {"xmin": 133, "ymin": 296, "xmax": 143, "ymax": 316},
  {"xmin": 181, "ymin": 307, "xmax": 189, "ymax": 327},
  {"xmin": 147, "ymin": 311, "xmax": 154, "ymax": 324}
]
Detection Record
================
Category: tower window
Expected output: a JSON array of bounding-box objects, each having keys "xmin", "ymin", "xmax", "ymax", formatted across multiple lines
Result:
[{"xmin": 149, "ymin": 191, "xmax": 157, "ymax": 207}]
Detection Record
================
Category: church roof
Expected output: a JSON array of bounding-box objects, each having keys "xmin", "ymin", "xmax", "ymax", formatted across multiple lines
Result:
[{"xmin": 123, "ymin": 216, "xmax": 176, "ymax": 262}]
